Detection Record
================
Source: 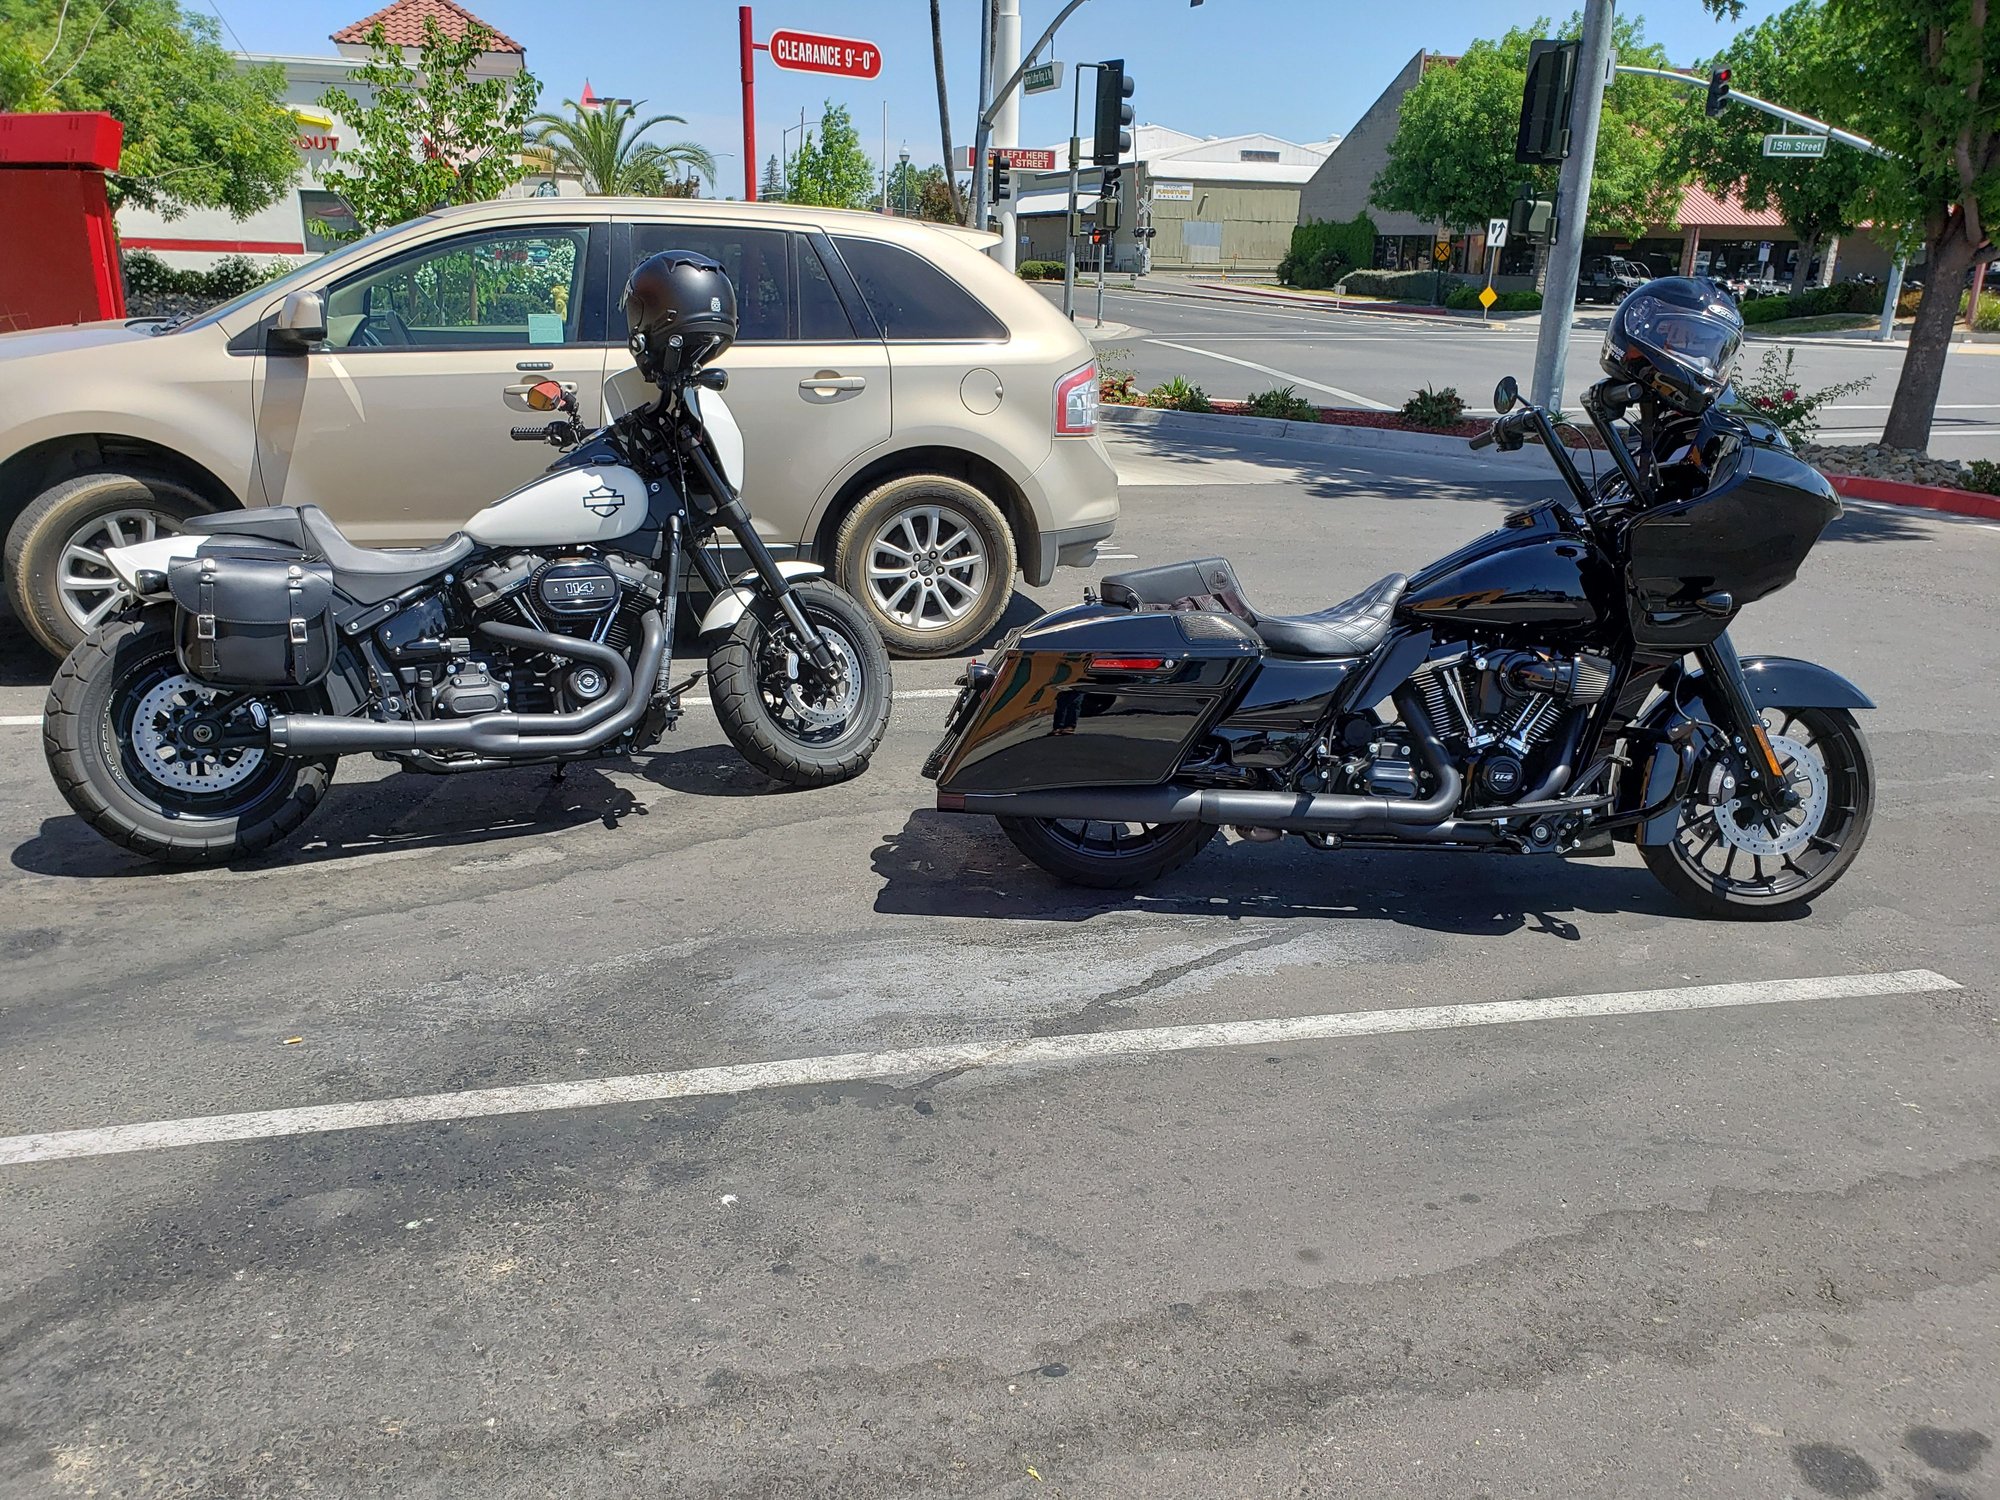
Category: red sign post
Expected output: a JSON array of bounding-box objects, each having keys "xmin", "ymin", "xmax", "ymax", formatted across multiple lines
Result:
[{"xmin": 737, "ymin": 9, "xmax": 885, "ymax": 202}]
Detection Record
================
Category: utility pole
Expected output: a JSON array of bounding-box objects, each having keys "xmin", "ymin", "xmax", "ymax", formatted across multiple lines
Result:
[
  {"xmin": 993, "ymin": 0, "xmax": 1022, "ymax": 269},
  {"xmin": 1061, "ymin": 62, "xmax": 1095, "ymax": 320},
  {"xmin": 968, "ymin": 0, "xmax": 996, "ymax": 229},
  {"xmin": 1530, "ymin": 0, "xmax": 1614, "ymax": 413}
]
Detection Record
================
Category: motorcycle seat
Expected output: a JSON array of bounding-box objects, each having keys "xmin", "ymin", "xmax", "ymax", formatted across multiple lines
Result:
[
  {"xmin": 1100, "ymin": 556, "xmax": 1405, "ymax": 658},
  {"xmin": 187, "ymin": 506, "xmax": 475, "ymax": 606}
]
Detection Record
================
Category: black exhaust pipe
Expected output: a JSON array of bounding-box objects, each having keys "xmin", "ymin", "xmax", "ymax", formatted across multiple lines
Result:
[
  {"xmin": 269, "ymin": 613, "xmax": 666, "ymax": 758},
  {"xmin": 948, "ymin": 688, "xmax": 1464, "ymax": 833}
]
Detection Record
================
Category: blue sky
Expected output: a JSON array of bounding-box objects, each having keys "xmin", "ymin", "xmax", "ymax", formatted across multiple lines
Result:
[{"xmin": 212, "ymin": 0, "xmax": 1784, "ymax": 196}]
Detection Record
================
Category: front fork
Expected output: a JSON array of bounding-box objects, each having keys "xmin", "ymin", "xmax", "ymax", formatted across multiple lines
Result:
[
  {"xmin": 1695, "ymin": 632, "xmax": 1793, "ymax": 810},
  {"xmin": 680, "ymin": 430, "xmax": 836, "ymax": 672}
]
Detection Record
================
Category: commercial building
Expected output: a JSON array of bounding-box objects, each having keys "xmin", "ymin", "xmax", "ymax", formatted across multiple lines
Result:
[
  {"xmin": 115, "ymin": 0, "xmax": 572, "ymax": 269},
  {"xmin": 1010, "ymin": 125, "xmax": 1338, "ymax": 275}
]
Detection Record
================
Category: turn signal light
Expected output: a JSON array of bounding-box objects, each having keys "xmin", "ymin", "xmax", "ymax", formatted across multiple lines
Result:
[{"xmin": 1089, "ymin": 655, "xmax": 1170, "ymax": 671}]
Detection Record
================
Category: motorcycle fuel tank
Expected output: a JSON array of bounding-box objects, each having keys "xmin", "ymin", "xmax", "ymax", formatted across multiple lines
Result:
[
  {"xmin": 1401, "ymin": 502, "xmax": 1615, "ymax": 639},
  {"xmin": 462, "ymin": 464, "xmax": 651, "ymax": 548}
]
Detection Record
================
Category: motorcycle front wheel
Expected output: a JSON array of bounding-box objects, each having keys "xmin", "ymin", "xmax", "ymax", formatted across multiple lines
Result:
[
  {"xmin": 1640, "ymin": 705, "xmax": 1873, "ymax": 920},
  {"xmin": 707, "ymin": 580, "xmax": 891, "ymax": 787},
  {"xmin": 43, "ymin": 610, "xmax": 335, "ymax": 865}
]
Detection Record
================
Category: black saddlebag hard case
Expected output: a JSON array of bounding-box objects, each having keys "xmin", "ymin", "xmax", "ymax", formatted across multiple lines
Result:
[{"xmin": 168, "ymin": 545, "xmax": 336, "ymax": 688}]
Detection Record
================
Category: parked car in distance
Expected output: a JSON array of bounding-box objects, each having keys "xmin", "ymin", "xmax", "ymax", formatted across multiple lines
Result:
[
  {"xmin": 1576, "ymin": 256, "xmax": 1650, "ymax": 305},
  {"xmin": 0, "ymin": 198, "xmax": 1119, "ymax": 658}
]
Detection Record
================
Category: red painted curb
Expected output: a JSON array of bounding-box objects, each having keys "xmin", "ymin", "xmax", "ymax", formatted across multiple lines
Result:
[{"xmin": 1828, "ymin": 472, "xmax": 2000, "ymax": 521}]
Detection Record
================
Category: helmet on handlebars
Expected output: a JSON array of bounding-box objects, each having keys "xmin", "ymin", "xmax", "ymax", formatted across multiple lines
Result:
[
  {"xmin": 622, "ymin": 250, "xmax": 737, "ymax": 386},
  {"xmin": 1600, "ymin": 276, "xmax": 1743, "ymax": 415}
]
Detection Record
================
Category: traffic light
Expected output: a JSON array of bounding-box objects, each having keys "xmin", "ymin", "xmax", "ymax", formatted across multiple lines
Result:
[
  {"xmin": 1095, "ymin": 195, "xmax": 1121, "ymax": 232},
  {"xmin": 1101, "ymin": 166, "xmax": 1122, "ymax": 199},
  {"xmin": 1508, "ymin": 185, "xmax": 1555, "ymax": 240},
  {"xmin": 1093, "ymin": 60, "xmax": 1134, "ymax": 165},
  {"xmin": 1705, "ymin": 67, "xmax": 1732, "ymax": 118},
  {"xmin": 1515, "ymin": 39, "xmax": 1578, "ymax": 165},
  {"xmin": 991, "ymin": 154, "xmax": 1012, "ymax": 203}
]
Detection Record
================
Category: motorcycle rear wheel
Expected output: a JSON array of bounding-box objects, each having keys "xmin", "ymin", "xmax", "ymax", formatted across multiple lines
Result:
[
  {"xmin": 43, "ymin": 610, "xmax": 335, "ymax": 865},
  {"xmin": 999, "ymin": 815, "xmax": 1217, "ymax": 889}
]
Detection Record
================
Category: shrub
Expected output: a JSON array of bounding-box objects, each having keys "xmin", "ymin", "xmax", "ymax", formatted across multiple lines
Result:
[
  {"xmin": 1147, "ymin": 376, "xmax": 1212, "ymax": 413},
  {"xmin": 120, "ymin": 249, "xmax": 294, "ymax": 311},
  {"xmin": 1097, "ymin": 346, "xmax": 1141, "ymax": 404},
  {"xmin": 1896, "ymin": 287, "xmax": 1923, "ymax": 317},
  {"xmin": 1017, "ymin": 259, "xmax": 1064, "ymax": 281},
  {"xmin": 1964, "ymin": 459, "xmax": 2000, "ymax": 496},
  {"xmin": 1243, "ymin": 384, "xmax": 1320, "ymax": 421},
  {"xmin": 1496, "ymin": 289, "xmax": 1543, "ymax": 311},
  {"xmin": 1443, "ymin": 283, "xmax": 1483, "ymax": 311},
  {"xmin": 1279, "ymin": 213, "xmax": 1377, "ymax": 289},
  {"xmin": 1401, "ymin": 384, "xmax": 1466, "ymax": 428},
  {"xmin": 1338, "ymin": 268, "xmax": 1465, "ymax": 301},
  {"xmin": 1740, "ymin": 295, "xmax": 1791, "ymax": 324},
  {"xmin": 1730, "ymin": 347, "xmax": 1872, "ymax": 444},
  {"xmin": 1974, "ymin": 292, "xmax": 2000, "ymax": 332}
]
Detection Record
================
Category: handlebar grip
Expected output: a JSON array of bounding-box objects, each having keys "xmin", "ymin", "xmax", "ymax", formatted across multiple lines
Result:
[
  {"xmin": 510, "ymin": 425, "xmax": 549, "ymax": 441},
  {"xmin": 1469, "ymin": 429, "xmax": 1496, "ymax": 451}
]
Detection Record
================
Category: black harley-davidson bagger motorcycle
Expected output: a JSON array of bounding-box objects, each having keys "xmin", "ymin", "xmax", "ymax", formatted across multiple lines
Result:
[
  {"xmin": 45, "ymin": 252, "xmax": 892, "ymax": 864},
  {"xmin": 924, "ymin": 280, "xmax": 1873, "ymax": 919}
]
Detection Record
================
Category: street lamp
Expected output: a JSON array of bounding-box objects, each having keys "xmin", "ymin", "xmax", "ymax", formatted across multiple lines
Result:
[{"xmin": 898, "ymin": 144, "xmax": 910, "ymax": 216}]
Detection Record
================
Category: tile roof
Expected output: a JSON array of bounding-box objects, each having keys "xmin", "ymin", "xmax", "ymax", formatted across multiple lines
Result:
[
  {"xmin": 332, "ymin": 0, "xmax": 524, "ymax": 53},
  {"xmin": 1675, "ymin": 182, "xmax": 1787, "ymax": 231}
]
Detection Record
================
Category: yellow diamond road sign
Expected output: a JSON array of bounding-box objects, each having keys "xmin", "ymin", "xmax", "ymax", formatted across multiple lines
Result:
[{"xmin": 1478, "ymin": 286, "xmax": 1498, "ymax": 309}]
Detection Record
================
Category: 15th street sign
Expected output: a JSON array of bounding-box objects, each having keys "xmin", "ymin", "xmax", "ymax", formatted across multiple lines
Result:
[
  {"xmin": 768, "ymin": 29, "xmax": 882, "ymax": 78},
  {"xmin": 1763, "ymin": 133, "xmax": 1828, "ymax": 158}
]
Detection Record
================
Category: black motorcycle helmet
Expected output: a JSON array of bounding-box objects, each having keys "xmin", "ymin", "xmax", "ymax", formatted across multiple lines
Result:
[
  {"xmin": 621, "ymin": 250, "xmax": 737, "ymax": 385},
  {"xmin": 1600, "ymin": 276, "xmax": 1743, "ymax": 415}
]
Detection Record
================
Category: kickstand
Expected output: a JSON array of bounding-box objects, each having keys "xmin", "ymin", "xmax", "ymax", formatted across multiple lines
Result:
[{"xmin": 550, "ymin": 763, "xmax": 568, "ymax": 784}]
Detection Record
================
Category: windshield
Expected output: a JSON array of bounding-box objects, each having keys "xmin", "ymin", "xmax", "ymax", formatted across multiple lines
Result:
[{"xmin": 163, "ymin": 219, "xmax": 434, "ymax": 333}]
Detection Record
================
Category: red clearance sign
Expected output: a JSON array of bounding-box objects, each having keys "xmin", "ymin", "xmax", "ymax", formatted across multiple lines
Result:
[
  {"xmin": 962, "ymin": 147, "xmax": 1059, "ymax": 171},
  {"xmin": 768, "ymin": 29, "xmax": 882, "ymax": 78}
]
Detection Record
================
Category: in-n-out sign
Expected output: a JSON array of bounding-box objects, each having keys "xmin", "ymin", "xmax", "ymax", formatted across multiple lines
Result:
[{"xmin": 768, "ymin": 29, "xmax": 882, "ymax": 78}]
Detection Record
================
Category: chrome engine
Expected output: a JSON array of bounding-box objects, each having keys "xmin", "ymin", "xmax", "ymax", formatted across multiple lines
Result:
[{"xmin": 1404, "ymin": 647, "xmax": 1612, "ymax": 804}]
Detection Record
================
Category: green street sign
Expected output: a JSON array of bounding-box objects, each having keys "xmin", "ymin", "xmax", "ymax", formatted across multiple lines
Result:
[
  {"xmin": 1763, "ymin": 134, "xmax": 1828, "ymax": 158},
  {"xmin": 1023, "ymin": 61, "xmax": 1064, "ymax": 95}
]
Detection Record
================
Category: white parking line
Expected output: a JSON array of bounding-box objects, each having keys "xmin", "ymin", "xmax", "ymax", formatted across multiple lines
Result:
[
  {"xmin": 0, "ymin": 970, "xmax": 1957, "ymax": 1166},
  {"xmin": 0, "ymin": 689, "xmax": 963, "ymax": 729},
  {"xmin": 1145, "ymin": 338, "xmax": 1395, "ymax": 410}
]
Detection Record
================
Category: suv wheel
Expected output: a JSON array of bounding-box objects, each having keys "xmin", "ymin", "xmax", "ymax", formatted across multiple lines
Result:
[
  {"xmin": 834, "ymin": 474, "xmax": 1015, "ymax": 658},
  {"xmin": 5, "ymin": 470, "xmax": 215, "ymax": 657}
]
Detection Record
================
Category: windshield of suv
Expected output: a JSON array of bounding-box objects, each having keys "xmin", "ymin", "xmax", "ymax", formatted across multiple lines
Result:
[{"xmin": 160, "ymin": 219, "xmax": 434, "ymax": 334}]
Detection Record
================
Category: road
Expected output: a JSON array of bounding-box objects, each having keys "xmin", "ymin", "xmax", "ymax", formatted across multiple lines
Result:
[
  {"xmin": 1, "ymin": 428, "xmax": 1997, "ymax": 1499},
  {"xmin": 1067, "ymin": 282, "xmax": 2000, "ymax": 462}
]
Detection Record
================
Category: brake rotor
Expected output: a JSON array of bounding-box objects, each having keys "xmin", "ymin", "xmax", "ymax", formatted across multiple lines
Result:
[
  {"xmin": 1715, "ymin": 731, "xmax": 1827, "ymax": 857},
  {"xmin": 780, "ymin": 630, "xmax": 862, "ymax": 729},
  {"xmin": 130, "ymin": 674, "xmax": 264, "ymax": 793}
]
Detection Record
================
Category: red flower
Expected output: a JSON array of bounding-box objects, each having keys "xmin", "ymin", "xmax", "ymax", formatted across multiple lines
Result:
[
  {"xmin": 1754, "ymin": 396, "xmax": 1774, "ymax": 408},
  {"xmin": 1781, "ymin": 388, "xmax": 1798, "ymax": 402}
]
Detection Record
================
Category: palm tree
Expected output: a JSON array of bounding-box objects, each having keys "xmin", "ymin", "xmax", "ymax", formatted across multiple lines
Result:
[
  {"xmin": 929, "ymin": 0, "xmax": 964, "ymax": 221},
  {"xmin": 528, "ymin": 99, "xmax": 718, "ymax": 196}
]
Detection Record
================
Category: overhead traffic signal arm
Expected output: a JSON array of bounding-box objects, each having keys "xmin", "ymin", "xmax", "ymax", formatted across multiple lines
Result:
[{"xmin": 1611, "ymin": 63, "xmax": 1896, "ymax": 159}]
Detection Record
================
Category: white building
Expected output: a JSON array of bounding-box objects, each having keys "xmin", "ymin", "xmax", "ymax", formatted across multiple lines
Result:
[
  {"xmin": 117, "ymin": 0, "xmax": 574, "ymax": 270},
  {"xmin": 1012, "ymin": 124, "xmax": 1339, "ymax": 274}
]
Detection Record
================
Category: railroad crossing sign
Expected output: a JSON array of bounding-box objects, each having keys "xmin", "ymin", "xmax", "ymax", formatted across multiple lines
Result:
[
  {"xmin": 1433, "ymin": 239, "xmax": 1453, "ymax": 264},
  {"xmin": 1763, "ymin": 133, "xmax": 1827, "ymax": 158},
  {"xmin": 1487, "ymin": 217, "xmax": 1509, "ymax": 249},
  {"xmin": 768, "ymin": 29, "xmax": 882, "ymax": 78}
]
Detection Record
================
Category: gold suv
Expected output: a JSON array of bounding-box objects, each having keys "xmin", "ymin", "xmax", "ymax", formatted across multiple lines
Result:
[{"xmin": 0, "ymin": 198, "xmax": 1118, "ymax": 658}]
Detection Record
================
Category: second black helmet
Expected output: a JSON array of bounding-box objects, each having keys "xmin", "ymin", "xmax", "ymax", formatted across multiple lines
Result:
[{"xmin": 621, "ymin": 250, "xmax": 737, "ymax": 385}]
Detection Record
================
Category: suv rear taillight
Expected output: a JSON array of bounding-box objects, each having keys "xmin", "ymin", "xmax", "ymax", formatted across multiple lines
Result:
[{"xmin": 1055, "ymin": 361, "xmax": 1099, "ymax": 436}]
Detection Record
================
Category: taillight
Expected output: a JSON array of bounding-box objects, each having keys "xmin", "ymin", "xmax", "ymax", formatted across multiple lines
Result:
[
  {"xmin": 1088, "ymin": 655, "xmax": 1175, "ymax": 674},
  {"xmin": 1055, "ymin": 361, "xmax": 1098, "ymax": 436}
]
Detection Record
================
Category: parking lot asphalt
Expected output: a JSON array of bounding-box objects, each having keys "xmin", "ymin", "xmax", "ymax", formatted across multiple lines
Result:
[{"xmin": 2, "ymin": 428, "xmax": 1997, "ymax": 1498}]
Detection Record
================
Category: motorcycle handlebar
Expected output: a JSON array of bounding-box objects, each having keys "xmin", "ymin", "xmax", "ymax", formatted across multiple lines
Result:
[
  {"xmin": 1468, "ymin": 428, "xmax": 1496, "ymax": 451},
  {"xmin": 510, "ymin": 425, "xmax": 551, "ymax": 441}
]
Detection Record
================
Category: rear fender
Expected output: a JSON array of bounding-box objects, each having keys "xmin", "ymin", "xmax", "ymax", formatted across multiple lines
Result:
[{"xmin": 105, "ymin": 535, "xmax": 201, "ymax": 599}]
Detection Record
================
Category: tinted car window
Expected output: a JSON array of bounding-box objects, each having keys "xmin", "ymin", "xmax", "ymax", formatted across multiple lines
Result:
[
  {"xmin": 797, "ymin": 237, "xmax": 857, "ymax": 341},
  {"xmin": 326, "ymin": 229, "xmax": 588, "ymax": 350},
  {"xmin": 633, "ymin": 223, "xmax": 788, "ymax": 342},
  {"xmin": 831, "ymin": 236, "xmax": 1006, "ymax": 342}
]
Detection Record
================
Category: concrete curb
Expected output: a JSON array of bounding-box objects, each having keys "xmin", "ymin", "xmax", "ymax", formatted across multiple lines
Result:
[
  {"xmin": 1191, "ymin": 282, "xmax": 1537, "ymax": 327},
  {"xmin": 1829, "ymin": 472, "xmax": 2000, "ymax": 521},
  {"xmin": 1123, "ymin": 281, "xmax": 1506, "ymax": 329},
  {"xmin": 1102, "ymin": 402, "xmax": 1592, "ymax": 473}
]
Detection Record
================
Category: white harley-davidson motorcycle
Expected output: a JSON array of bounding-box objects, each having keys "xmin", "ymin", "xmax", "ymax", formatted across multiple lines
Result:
[{"xmin": 42, "ymin": 355, "xmax": 893, "ymax": 865}]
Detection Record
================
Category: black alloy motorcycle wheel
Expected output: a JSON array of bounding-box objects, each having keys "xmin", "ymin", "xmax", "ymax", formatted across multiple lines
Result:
[
  {"xmin": 1640, "ymin": 704, "xmax": 1873, "ymax": 920},
  {"xmin": 999, "ymin": 815, "xmax": 1217, "ymax": 889},
  {"xmin": 707, "ymin": 580, "xmax": 892, "ymax": 787},
  {"xmin": 43, "ymin": 610, "xmax": 335, "ymax": 865}
]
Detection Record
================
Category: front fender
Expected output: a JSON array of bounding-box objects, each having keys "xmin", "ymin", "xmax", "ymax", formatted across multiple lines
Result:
[
  {"xmin": 1737, "ymin": 655, "xmax": 1874, "ymax": 712},
  {"xmin": 696, "ymin": 561, "xmax": 825, "ymax": 637}
]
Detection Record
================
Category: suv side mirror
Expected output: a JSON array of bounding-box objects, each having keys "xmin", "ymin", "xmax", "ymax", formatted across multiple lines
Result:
[{"xmin": 271, "ymin": 289, "xmax": 327, "ymax": 349}]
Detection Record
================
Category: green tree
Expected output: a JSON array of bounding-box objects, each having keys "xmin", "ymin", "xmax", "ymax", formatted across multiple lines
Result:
[
  {"xmin": 1670, "ymin": 2, "xmax": 1876, "ymax": 291},
  {"xmin": 528, "ymin": 97, "xmax": 715, "ymax": 196},
  {"xmin": 786, "ymin": 100, "xmax": 876, "ymax": 211},
  {"xmin": 1371, "ymin": 17, "xmax": 1686, "ymax": 241},
  {"xmin": 917, "ymin": 171, "xmax": 966, "ymax": 223},
  {"xmin": 0, "ymin": 0, "xmax": 299, "ymax": 218},
  {"xmin": 759, "ymin": 153, "xmax": 784, "ymax": 202},
  {"xmin": 316, "ymin": 19, "xmax": 540, "ymax": 234},
  {"xmin": 1809, "ymin": 0, "xmax": 1998, "ymax": 449},
  {"xmin": 887, "ymin": 159, "xmax": 959, "ymax": 220}
]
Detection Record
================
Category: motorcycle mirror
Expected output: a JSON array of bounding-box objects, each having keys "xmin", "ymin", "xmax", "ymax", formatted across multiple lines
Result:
[
  {"xmin": 525, "ymin": 379, "xmax": 566, "ymax": 412},
  {"xmin": 1494, "ymin": 376, "xmax": 1520, "ymax": 414}
]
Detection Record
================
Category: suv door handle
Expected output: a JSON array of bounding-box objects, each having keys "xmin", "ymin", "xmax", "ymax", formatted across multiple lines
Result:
[{"xmin": 800, "ymin": 374, "xmax": 866, "ymax": 392}]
